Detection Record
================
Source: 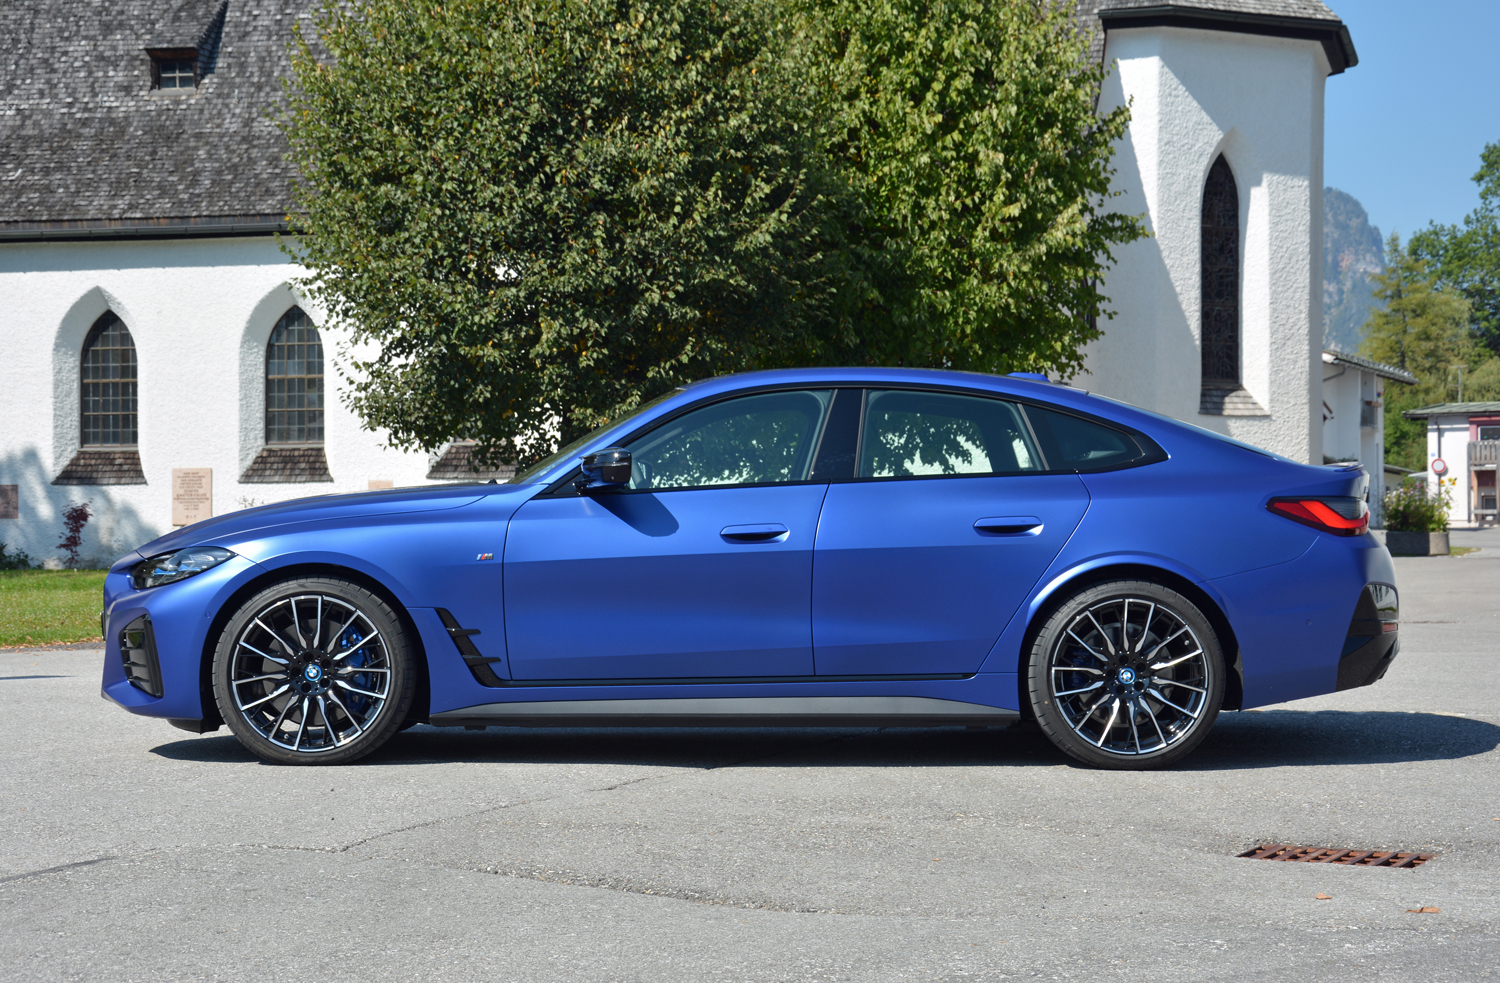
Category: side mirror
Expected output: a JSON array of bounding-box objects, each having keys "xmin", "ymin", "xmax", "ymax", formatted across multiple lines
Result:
[{"xmin": 577, "ymin": 447, "xmax": 631, "ymax": 493}]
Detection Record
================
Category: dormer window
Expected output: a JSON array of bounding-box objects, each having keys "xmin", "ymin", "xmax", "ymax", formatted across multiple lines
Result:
[{"xmin": 148, "ymin": 49, "xmax": 199, "ymax": 90}]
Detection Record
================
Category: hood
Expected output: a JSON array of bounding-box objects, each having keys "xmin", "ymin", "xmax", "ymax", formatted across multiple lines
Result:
[{"xmin": 131, "ymin": 483, "xmax": 496, "ymax": 559}]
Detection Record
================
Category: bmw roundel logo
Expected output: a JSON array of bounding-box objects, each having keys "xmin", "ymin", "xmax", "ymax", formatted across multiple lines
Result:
[
  {"xmin": 1117, "ymin": 667, "xmax": 1136, "ymax": 685},
  {"xmin": 304, "ymin": 665, "xmax": 322, "ymax": 682}
]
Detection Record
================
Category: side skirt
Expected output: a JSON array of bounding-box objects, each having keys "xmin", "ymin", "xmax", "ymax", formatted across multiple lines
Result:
[{"xmin": 428, "ymin": 695, "xmax": 1019, "ymax": 729}]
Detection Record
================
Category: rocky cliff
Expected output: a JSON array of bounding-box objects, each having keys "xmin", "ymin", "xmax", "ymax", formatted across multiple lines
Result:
[{"xmin": 1324, "ymin": 187, "xmax": 1385, "ymax": 353}]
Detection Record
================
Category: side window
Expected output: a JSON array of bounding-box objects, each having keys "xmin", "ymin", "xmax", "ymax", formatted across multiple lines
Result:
[
  {"xmin": 626, "ymin": 390, "xmax": 832, "ymax": 490},
  {"xmin": 1025, "ymin": 405, "xmax": 1148, "ymax": 471},
  {"xmin": 860, "ymin": 390, "xmax": 1042, "ymax": 478}
]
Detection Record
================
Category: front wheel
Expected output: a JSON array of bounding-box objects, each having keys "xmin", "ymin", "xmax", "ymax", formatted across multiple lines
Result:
[
  {"xmin": 1026, "ymin": 580, "xmax": 1225, "ymax": 770},
  {"xmin": 211, "ymin": 577, "xmax": 416, "ymax": 765}
]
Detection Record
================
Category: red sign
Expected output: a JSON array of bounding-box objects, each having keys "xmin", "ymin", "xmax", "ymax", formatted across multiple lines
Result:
[{"xmin": 1431, "ymin": 457, "xmax": 1448, "ymax": 476}]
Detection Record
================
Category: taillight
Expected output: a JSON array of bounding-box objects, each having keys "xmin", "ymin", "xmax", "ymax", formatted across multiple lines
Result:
[{"xmin": 1267, "ymin": 497, "xmax": 1369, "ymax": 536}]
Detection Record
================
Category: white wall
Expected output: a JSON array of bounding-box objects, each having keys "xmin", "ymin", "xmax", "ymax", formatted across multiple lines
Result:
[
  {"xmin": 0, "ymin": 236, "xmax": 438, "ymax": 567},
  {"xmin": 1321, "ymin": 359, "xmax": 1388, "ymax": 522},
  {"xmin": 1427, "ymin": 415, "xmax": 1471, "ymax": 525},
  {"xmin": 1084, "ymin": 26, "xmax": 1329, "ymax": 464}
]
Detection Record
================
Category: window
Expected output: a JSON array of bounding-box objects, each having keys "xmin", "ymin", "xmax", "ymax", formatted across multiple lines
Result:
[
  {"xmin": 1024, "ymin": 405, "xmax": 1153, "ymax": 472},
  {"xmin": 150, "ymin": 51, "xmax": 198, "ymax": 90},
  {"xmin": 860, "ymin": 391, "xmax": 1042, "ymax": 478},
  {"xmin": 1480, "ymin": 425, "xmax": 1500, "ymax": 441},
  {"xmin": 625, "ymin": 391, "xmax": 831, "ymax": 489},
  {"xmin": 1201, "ymin": 155, "xmax": 1240, "ymax": 391},
  {"xmin": 80, "ymin": 313, "xmax": 138, "ymax": 447},
  {"xmin": 265, "ymin": 307, "xmax": 324, "ymax": 445}
]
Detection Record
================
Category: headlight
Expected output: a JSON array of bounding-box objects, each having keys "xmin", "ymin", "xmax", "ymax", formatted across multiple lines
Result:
[{"xmin": 132, "ymin": 547, "xmax": 235, "ymax": 589}]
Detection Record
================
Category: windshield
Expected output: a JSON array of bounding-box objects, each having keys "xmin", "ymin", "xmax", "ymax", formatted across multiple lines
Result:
[
  {"xmin": 1089, "ymin": 393, "xmax": 1298, "ymax": 464},
  {"xmin": 508, "ymin": 389, "xmax": 685, "ymax": 484}
]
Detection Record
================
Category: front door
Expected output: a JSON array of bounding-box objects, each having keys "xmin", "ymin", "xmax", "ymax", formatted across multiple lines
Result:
[
  {"xmin": 504, "ymin": 390, "xmax": 836, "ymax": 680},
  {"xmin": 812, "ymin": 389, "xmax": 1091, "ymax": 676}
]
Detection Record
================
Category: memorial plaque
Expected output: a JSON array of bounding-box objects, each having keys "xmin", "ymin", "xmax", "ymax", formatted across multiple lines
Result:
[
  {"xmin": 172, "ymin": 468, "xmax": 213, "ymax": 526},
  {"xmin": 0, "ymin": 485, "xmax": 17, "ymax": 520},
  {"xmin": 368, "ymin": 479, "xmax": 394, "ymax": 490}
]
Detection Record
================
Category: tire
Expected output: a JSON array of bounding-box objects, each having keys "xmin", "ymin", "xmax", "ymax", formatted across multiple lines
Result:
[
  {"xmin": 211, "ymin": 577, "xmax": 416, "ymax": 765},
  {"xmin": 1025, "ymin": 580, "xmax": 1225, "ymax": 770}
]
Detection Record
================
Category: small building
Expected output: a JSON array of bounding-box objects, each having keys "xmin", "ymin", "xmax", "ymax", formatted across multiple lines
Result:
[
  {"xmin": 1320, "ymin": 350, "xmax": 1416, "ymax": 521},
  {"xmin": 1401, "ymin": 403, "xmax": 1500, "ymax": 527}
]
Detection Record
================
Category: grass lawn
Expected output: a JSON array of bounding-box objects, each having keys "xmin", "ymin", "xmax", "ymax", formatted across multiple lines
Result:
[{"xmin": 0, "ymin": 570, "xmax": 108, "ymax": 648}]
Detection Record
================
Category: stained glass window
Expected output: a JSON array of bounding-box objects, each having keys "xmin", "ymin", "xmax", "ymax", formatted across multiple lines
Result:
[
  {"xmin": 265, "ymin": 308, "xmax": 324, "ymax": 445},
  {"xmin": 1201, "ymin": 155, "xmax": 1240, "ymax": 388},
  {"xmin": 80, "ymin": 313, "xmax": 138, "ymax": 447}
]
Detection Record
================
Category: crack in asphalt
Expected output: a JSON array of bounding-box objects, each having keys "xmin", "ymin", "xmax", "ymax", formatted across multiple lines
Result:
[{"xmin": 0, "ymin": 856, "xmax": 115, "ymax": 885}]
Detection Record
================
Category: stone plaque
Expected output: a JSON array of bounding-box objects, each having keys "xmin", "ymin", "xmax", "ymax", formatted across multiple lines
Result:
[
  {"xmin": 172, "ymin": 468, "xmax": 213, "ymax": 526},
  {"xmin": 368, "ymin": 479, "xmax": 394, "ymax": 490},
  {"xmin": 0, "ymin": 485, "xmax": 17, "ymax": 520}
]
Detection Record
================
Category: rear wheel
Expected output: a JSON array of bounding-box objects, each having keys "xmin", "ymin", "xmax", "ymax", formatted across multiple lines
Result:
[
  {"xmin": 1026, "ymin": 580, "xmax": 1225, "ymax": 769},
  {"xmin": 211, "ymin": 577, "xmax": 415, "ymax": 765}
]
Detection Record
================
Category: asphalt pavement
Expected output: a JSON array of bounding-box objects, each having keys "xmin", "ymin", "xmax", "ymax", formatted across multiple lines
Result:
[{"xmin": 2, "ymin": 533, "xmax": 1498, "ymax": 981}]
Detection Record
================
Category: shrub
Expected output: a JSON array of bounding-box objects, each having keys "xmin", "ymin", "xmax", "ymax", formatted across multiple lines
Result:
[
  {"xmin": 57, "ymin": 501, "xmax": 93, "ymax": 569},
  {"xmin": 0, "ymin": 542, "xmax": 33, "ymax": 571},
  {"xmin": 1382, "ymin": 478, "xmax": 1452, "ymax": 533}
]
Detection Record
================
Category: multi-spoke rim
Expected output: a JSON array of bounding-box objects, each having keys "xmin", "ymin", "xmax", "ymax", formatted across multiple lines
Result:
[
  {"xmin": 229, "ymin": 593, "xmax": 392, "ymax": 754},
  {"xmin": 1048, "ymin": 596, "xmax": 1210, "ymax": 756}
]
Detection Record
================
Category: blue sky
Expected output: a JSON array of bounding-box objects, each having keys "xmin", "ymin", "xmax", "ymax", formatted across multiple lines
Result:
[{"xmin": 1325, "ymin": 0, "xmax": 1500, "ymax": 242}]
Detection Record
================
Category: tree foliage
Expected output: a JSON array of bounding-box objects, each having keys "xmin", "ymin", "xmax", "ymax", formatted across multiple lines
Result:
[
  {"xmin": 281, "ymin": 0, "xmax": 1143, "ymax": 463},
  {"xmin": 1361, "ymin": 234, "xmax": 1480, "ymax": 471},
  {"xmin": 800, "ymin": 0, "xmax": 1143, "ymax": 376},
  {"xmin": 1409, "ymin": 141, "xmax": 1500, "ymax": 355}
]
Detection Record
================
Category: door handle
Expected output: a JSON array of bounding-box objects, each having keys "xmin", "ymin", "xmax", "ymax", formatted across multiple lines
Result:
[
  {"xmin": 721, "ymin": 523, "xmax": 790, "ymax": 543},
  {"xmin": 974, "ymin": 516, "xmax": 1042, "ymax": 536}
]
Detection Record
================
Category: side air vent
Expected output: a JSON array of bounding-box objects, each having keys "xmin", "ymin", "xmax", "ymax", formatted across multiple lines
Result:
[
  {"xmin": 435, "ymin": 609, "xmax": 506, "ymax": 687},
  {"xmin": 1337, "ymin": 584, "xmax": 1398, "ymax": 691},
  {"xmin": 119, "ymin": 615, "xmax": 163, "ymax": 697}
]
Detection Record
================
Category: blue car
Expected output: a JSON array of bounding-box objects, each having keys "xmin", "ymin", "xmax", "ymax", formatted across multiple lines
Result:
[{"xmin": 101, "ymin": 368, "xmax": 1398, "ymax": 768}]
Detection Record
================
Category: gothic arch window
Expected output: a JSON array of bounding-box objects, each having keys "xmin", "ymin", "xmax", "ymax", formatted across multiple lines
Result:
[
  {"xmin": 81, "ymin": 312, "xmax": 138, "ymax": 447},
  {"xmin": 54, "ymin": 310, "xmax": 147, "ymax": 485},
  {"xmin": 242, "ymin": 306, "xmax": 333, "ymax": 483},
  {"xmin": 1201, "ymin": 155, "xmax": 1241, "ymax": 397},
  {"xmin": 265, "ymin": 307, "xmax": 324, "ymax": 445}
]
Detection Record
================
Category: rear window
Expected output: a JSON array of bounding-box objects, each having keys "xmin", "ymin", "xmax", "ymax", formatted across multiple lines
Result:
[{"xmin": 1024, "ymin": 405, "xmax": 1156, "ymax": 472}]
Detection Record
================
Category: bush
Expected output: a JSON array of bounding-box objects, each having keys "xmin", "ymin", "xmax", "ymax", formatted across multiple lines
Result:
[
  {"xmin": 0, "ymin": 542, "xmax": 33, "ymax": 571},
  {"xmin": 1382, "ymin": 478, "xmax": 1453, "ymax": 532}
]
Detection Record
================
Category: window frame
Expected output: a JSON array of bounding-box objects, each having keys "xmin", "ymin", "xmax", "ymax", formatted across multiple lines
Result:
[
  {"xmin": 79, "ymin": 312, "xmax": 139, "ymax": 449},
  {"xmin": 264, "ymin": 307, "xmax": 326, "ymax": 447},
  {"xmin": 147, "ymin": 48, "xmax": 199, "ymax": 91},
  {"xmin": 541, "ymin": 382, "xmax": 1166, "ymax": 496}
]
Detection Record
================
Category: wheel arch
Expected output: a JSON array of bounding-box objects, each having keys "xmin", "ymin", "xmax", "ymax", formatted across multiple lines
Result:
[
  {"xmin": 1014, "ymin": 561, "xmax": 1244, "ymax": 716},
  {"xmin": 197, "ymin": 561, "xmax": 432, "ymax": 730}
]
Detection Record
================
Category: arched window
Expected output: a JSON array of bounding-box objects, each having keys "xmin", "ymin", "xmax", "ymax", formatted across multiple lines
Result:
[
  {"xmin": 1200, "ymin": 155, "xmax": 1240, "ymax": 396},
  {"xmin": 80, "ymin": 312, "xmax": 138, "ymax": 447},
  {"xmin": 265, "ymin": 307, "xmax": 323, "ymax": 444}
]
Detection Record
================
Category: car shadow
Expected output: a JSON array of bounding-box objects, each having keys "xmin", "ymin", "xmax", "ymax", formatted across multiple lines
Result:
[{"xmin": 149, "ymin": 709, "xmax": 1499, "ymax": 770}]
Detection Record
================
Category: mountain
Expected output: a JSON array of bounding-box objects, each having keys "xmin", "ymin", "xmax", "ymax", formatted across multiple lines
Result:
[{"xmin": 1324, "ymin": 187, "xmax": 1385, "ymax": 353}]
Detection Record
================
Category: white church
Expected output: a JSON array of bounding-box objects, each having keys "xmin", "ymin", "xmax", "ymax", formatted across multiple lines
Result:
[{"xmin": 0, "ymin": 0, "xmax": 1394, "ymax": 567}]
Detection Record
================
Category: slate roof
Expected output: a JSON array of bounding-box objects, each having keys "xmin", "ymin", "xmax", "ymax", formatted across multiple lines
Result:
[
  {"xmin": 1076, "ymin": 0, "xmax": 1355, "ymax": 73},
  {"xmin": 1403, "ymin": 403, "xmax": 1500, "ymax": 420},
  {"xmin": 0, "ymin": 0, "xmax": 315, "ymax": 237},
  {"xmin": 1322, "ymin": 349, "xmax": 1419, "ymax": 386}
]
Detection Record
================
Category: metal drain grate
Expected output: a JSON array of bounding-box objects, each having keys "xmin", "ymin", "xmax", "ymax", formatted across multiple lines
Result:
[{"xmin": 1239, "ymin": 844, "xmax": 1434, "ymax": 868}]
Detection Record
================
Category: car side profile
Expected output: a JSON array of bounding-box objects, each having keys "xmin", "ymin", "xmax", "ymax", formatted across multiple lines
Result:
[{"xmin": 101, "ymin": 368, "xmax": 1399, "ymax": 768}]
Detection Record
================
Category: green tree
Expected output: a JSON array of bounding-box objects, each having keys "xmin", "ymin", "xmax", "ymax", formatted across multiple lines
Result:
[
  {"xmin": 1409, "ymin": 141, "xmax": 1500, "ymax": 354},
  {"xmin": 281, "ymin": 0, "xmax": 1142, "ymax": 464},
  {"xmin": 1362, "ymin": 234, "xmax": 1477, "ymax": 470},
  {"xmin": 283, "ymin": 0, "xmax": 860, "ymax": 462},
  {"xmin": 801, "ymin": 0, "xmax": 1144, "ymax": 376}
]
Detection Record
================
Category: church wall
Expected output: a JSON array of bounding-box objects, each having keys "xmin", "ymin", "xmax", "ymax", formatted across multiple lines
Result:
[
  {"xmin": 1084, "ymin": 26, "xmax": 1329, "ymax": 464},
  {"xmin": 0, "ymin": 237, "xmax": 439, "ymax": 568}
]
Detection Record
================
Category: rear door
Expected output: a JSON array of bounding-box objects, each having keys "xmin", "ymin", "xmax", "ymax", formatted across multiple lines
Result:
[{"xmin": 811, "ymin": 389, "xmax": 1090, "ymax": 676}]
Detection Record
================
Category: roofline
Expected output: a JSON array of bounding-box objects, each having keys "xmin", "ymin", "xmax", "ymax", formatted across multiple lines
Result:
[
  {"xmin": 0, "ymin": 214, "xmax": 291, "ymax": 243},
  {"xmin": 1321, "ymin": 349, "xmax": 1418, "ymax": 385},
  {"xmin": 1096, "ymin": 4, "xmax": 1357, "ymax": 74},
  {"xmin": 1402, "ymin": 404, "xmax": 1500, "ymax": 420}
]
